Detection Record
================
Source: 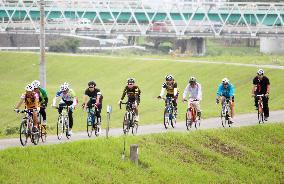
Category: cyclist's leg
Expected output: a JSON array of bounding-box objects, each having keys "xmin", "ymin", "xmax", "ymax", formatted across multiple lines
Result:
[
  {"xmin": 262, "ymin": 96, "xmax": 269, "ymax": 118},
  {"xmin": 254, "ymin": 96, "xmax": 258, "ymax": 109},
  {"xmin": 68, "ymin": 109, "xmax": 73, "ymax": 129},
  {"xmin": 32, "ymin": 109, "xmax": 39, "ymax": 129},
  {"xmin": 230, "ymin": 96, "xmax": 235, "ymax": 119},
  {"xmin": 39, "ymin": 106, "xmax": 47, "ymax": 126},
  {"xmin": 193, "ymin": 101, "xmax": 201, "ymax": 119}
]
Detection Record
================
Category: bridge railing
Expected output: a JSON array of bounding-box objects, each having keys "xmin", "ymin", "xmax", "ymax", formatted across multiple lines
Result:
[{"xmin": 0, "ymin": 0, "xmax": 284, "ymax": 37}]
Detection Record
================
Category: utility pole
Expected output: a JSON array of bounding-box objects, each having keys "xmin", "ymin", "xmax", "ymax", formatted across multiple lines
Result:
[{"xmin": 39, "ymin": 0, "xmax": 46, "ymax": 88}]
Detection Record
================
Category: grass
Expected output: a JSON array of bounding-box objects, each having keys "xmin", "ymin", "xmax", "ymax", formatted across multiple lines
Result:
[
  {"xmin": 0, "ymin": 51, "xmax": 284, "ymax": 137},
  {"xmin": 0, "ymin": 123, "xmax": 283, "ymax": 183}
]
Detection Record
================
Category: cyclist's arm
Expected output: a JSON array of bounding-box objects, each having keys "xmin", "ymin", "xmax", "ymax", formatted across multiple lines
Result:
[
  {"xmin": 216, "ymin": 85, "xmax": 222, "ymax": 99},
  {"xmin": 40, "ymin": 88, "xmax": 48, "ymax": 104},
  {"xmin": 159, "ymin": 87, "xmax": 165, "ymax": 97},
  {"xmin": 83, "ymin": 94, "xmax": 89, "ymax": 106},
  {"xmin": 197, "ymin": 84, "xmax": 202, "ymax": 101},
  {"xmin": 229, "ymin": 84, "xmax": 235, "ymax": 97},
  {"xmin": 173, "ymin": 82, "xmax": 178, "ymax": 97},
  {"xmin": 266, "ymin": 84, "xmax": 270, "ymax": 95},
  {"xmin": 96, "ymin": 91, "xmax": 102, "ymax": 105},
  {"xmin": 15, "ymin": 98, "xmax": 24, "ymax": 109},
  {"xmin": 182, "ymin": 84, "xmax": 189, "ymax": 99},
  {"xmin": 70, "ymin": 90, "xmax": 77, "ymax": 107},
  {"xmin": 121, "ymin": 87, "xmax": 127, "ymax": 100}
]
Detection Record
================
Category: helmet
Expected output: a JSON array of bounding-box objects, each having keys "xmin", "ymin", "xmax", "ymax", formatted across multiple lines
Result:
[
  {"xmin": 63, "ymin": 82, "xmax": 69, "ymax": 87},
  {"xmin": 88, "ymin": 80, "xmax": 96, "ymax": 87},
  {"xmin": 127, "ymin": 78, "xmax": 135, "ymax": 84},
  {"xmin": 165, "ymin": 74, "xmax": 174, "ymax": 81},
  {"xmin": 257, "ymin": 69, "xmax": 264, "ymax": 75},
  {"xmin": 25, "ymin": 84, "xmax": 34, "ymax": 92},
  {"xmin": 31, "ymin": 80, "xmax": 40, "ymax": 88},
  {"xmin": 222, "ymin": 78, "xmax": 229, "ymax": 84},
  {"xmin": 189, "ymin": 76, "xmax": 197, "ymax": 83},
  {"xmin": 60, "ymin": 83, "xmax": 69, "ymax": 92}
]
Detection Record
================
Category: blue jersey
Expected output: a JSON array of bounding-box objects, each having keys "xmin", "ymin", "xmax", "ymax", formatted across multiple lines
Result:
[{"xmin": 217, "ymin": 83, "xmax": 235, "ymax": 98}]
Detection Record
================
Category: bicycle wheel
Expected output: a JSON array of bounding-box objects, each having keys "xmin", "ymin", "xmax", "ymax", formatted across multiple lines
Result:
[
  {"xmin": 170, "ymin": 113, "xmax": 176, "ymax": 128},
  {"xmin": 132, "ymin": 122, "xmax": 138, "ymax": 135},
  {"xmin": 87, "ymin": 114, "xmax": 93, "ymax": 137},
  {"xmin": 258, "ymin": 108, "xmax": 264, "ymax": 124},
  {"xmin": 40, "ymin": 125, "xmax": 47, "ymax": 142},
  {"xmin": 65, "ymin": 116, "xmax": 71, "ymax": 139},
  {"xmin": 57, "ymin": 116, "xmax": 64, "ymax": 140},
  {"xmin": 221, "ymin": 111, "xmax": 226, "ymax": 128},
  {"xmin": 32, "ymin": 127, "xmax": 40, "ymax": 145},
  {"xmin": 185, "ymin": 112, "xmax": 190, "ymax": 130},
  {"xmin": 163, "ymin": 109, "xmax": 169, "ymax": 129},
  {"xmin": 123, "ymin": 113, "xmax": 129, "ymax": 135},
  {"xmin": 19, "ymin": 120, "xmax": 28, "ymax": 146},
  {"xmin": 94, "ymin": 117, "xmax": 100, "ymax": 137}
]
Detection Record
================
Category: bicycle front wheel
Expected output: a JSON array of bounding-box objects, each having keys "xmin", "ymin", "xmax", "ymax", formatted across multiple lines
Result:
[
  {"xmin": 32, "ymin": 128, "xmax": 40, "ymax": 145},
  {"xmin": 19, "ymin": 120, "xmax": 28, "ymax": 146},
  {"xmin": 87, "ymin": 115, "xmax": 93, "ymax": 137},
  {"xmin": 164, "ymin": 110, "xmax": 169, "ymax": 129},
  {"xmin": 40, "ymin": 125, "xmax": 47, "ymax": 142},
  {"xmin": 132, "ymin": 122, "xmax": 138, "ymax": 135},
  {"xmin": 221, "ymin": 111, "xmax": 227, "ymax": 128},
  {"xmin": 57, "ymin": 116, "xmax": 64, "ymax": 140},
  {"xmin": 258, "ymin": 108, "xmax": 264, "ymax": 124}
]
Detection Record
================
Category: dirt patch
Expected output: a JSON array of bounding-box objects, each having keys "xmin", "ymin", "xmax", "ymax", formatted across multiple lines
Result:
[{"xmin": 204, "ymin": 136, "xmax": 244, "ymax": 159}]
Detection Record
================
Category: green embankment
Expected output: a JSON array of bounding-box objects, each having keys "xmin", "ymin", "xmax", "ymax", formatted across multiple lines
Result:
[
  {"xmin": 0, "ymin": 123, "xmax": 283, "ymax": 183},
  {"xmin": 0, "ymin": 51, "xmax": 284, "ymax": 137}
]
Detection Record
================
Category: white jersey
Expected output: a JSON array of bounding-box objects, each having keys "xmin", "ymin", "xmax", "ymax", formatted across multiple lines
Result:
[{"xmin": 182, "ymin": 82, "xmax": 202, "ymax": 101}]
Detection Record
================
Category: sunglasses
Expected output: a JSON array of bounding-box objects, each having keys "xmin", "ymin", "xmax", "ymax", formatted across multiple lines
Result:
[
  {"xmin": 128, "ymin": 83, "xmax": 134, "ymax": 86},
  {"xmin": 89, "ymin": 86, "xmax": 94, "ymax": 89}
]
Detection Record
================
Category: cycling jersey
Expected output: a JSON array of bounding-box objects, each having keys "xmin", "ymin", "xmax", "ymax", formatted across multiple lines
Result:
[
  {"xmin": 121, "ymin": 85, "xmax": 141, "ymax": 101},
  {"xmin": 53, "ymin": 89, "xmax": 77, "ymax": 107},
  {"xmin": 160, "ymin": 81, "xmax": 178, "ymax": 97},
  {"xmin": 85, "ymin": 88, "xmax": 101, "ymax": 99},
  {"xmin": 21, "ymin": 92, "xmax": 39, "ymax": 109},
  {"xmin": 253, "ymin": 76, "xmax": 270, "ymax": 95},
  {"xmin": 182, "ymin": 82, "xmax": 202, "ymax": 101},
  {"xmin": 217, "ymin": 83, "xmax": 235, "ymax": 98}
]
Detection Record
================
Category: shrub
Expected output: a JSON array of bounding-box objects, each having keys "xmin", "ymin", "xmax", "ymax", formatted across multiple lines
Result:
[{"xmin": 49, "ymin": 37, "xmax": 80, "ymax": 53}]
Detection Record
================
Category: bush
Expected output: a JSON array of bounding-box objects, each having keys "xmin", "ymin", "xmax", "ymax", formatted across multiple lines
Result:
[
  {"xmin": 5, "ymin": 126, "xmax": 19, "ymax": 135},
  {"xmin": 49, "ymin": 37, "xmax": 80, "ymax": 53}
]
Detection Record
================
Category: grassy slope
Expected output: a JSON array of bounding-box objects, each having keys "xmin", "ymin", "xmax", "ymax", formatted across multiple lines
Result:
[
  {"xmin": 0, "ymin": 123, "xmax": 283, "ymax": 183},
  {"xmin": 0, "ymin": 51, "xmax": 284, "ymax": 137}
]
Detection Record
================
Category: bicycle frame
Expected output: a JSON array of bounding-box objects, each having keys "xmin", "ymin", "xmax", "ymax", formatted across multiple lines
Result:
[
  {"xmin": 220, "ymin": 99, "xmax": 231, "ymax": 127},
  {"xmin": 86, "ymin": 105, "xmax": 100, "ymax": 137},
  {"xmin": 161, "ymin": 97, "xmax": 176, "ymax": 129},
  {"xmin": 19, "ymin": 109, "xmax": 39, "ymax": 146},
  {"xmin": 56, "ymin": 105, "xmax": 70, "ymax": 140},
  {"xmin": 185, "ymin": 99, "xmax": 199, "ymax": 130}
]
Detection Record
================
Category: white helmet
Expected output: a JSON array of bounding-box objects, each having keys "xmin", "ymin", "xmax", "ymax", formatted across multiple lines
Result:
[
  {"xmin": 189, "ymin": 76, "xmax": 197, "ymax": 83},
  {"xmin": 31, "ymin": 80, "xmax": 40, "ymax": 88},
  {"xmin": 257, "ymin": 69, "xmax": 264, "ymax": 75},
  {"xmin": 25, "ymin": 84, "xmax": 34, "ymax": 92},
  {"xmin": 222, "ymin": 78, "xmax": 229, "ymax": 84},
  {"xmin": 60, "ymin": 83, "xmax": 69, "ymax": 92}
]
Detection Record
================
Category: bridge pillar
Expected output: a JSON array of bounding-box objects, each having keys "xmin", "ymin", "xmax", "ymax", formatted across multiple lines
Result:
[
  {"xmin": 260, "ymin": 37, "xmax": 284, "ymax": 54},
  {"xmin": 173, "ymin": 37, "xmax": 206, "ymax": 56}
]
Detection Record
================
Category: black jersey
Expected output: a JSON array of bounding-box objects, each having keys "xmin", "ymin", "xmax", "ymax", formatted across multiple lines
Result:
[{"xmin": 253, "ymin": 76, "xmax": 270, "ymax": 94}]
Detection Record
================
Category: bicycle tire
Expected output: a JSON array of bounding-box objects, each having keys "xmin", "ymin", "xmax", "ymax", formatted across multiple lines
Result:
[
  {"xmin": 163, "ymin": 109, "xmax": 169, "ymax": 129},
  {"xmin": 171, "ymin": 113, "xmax": 176, "ymax": 128},
  {"xmin": 132, "ymin": 122, "xmax": 138, "ymax": 135},
  {"xmin": 19, "ymin": 120, "xmax": 28, "ymax": 146},
  {"xmin": 221, "ymin": 111, "xmax": 226, "ymax": 128},
  {"xmin": 185, "ymin": 112, "xmax": 190, "ymax": 130},
  {"xmin": 94, "ymin": 117, "xmax": 100, "ymax": 137},
  {"xmin": 87, "ymin": 113, "xmax": 93, "ymax": 137},
  {"xmin": 32, "ymin": 129, "xmax": 40, "ymax": 145},
  {"xmin": 65, "ymin": 116, "xmax": 71, "ymax": 139},
  {"xmin": 57, "ymin": 116, "xmax": 64, "ymax": 140},
  {"xmin": 258, "ymin": 108, "xmax": 264, "ymax": 124},
  {"xmin": 123, "ymin": 113, "xmax": 129, "ymax": 135},
  {"xmin": 40, "ymin": 125, "xmax": 47, "ymax": 142}
]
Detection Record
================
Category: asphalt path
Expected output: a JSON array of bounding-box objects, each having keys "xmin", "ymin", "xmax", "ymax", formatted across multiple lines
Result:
[{"xmin": 0, "ymin": 110, "xmax": 283, "ymax": 150}]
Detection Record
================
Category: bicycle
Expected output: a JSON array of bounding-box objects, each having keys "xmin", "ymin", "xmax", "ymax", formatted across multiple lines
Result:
[
  {"xmin": 219, "ymin": 98, "xmax": 231, "ymax": 128},
  {"xmin": 119, "ymin": 101, "xmax": 138, "ymax": 135},
  {"xmin": 38, "ymin": 108, "xmax": 47, "ymax": 142},
  {"xmin": 86, "ymin": 104, "xmax": 100, "ymax": 137},
  {"xmin": 56, "ymin": 105, "xmax": 71, "ymax": 140},
  {"xmin": 160, "ymin": 97, "xmax": 176, "ymax": 129},
  {"xmin": 184, "ymin": 99, "xmax": 200, "ymax": 130},
  {"xmin": 256, "ymin": 94, "xmax": 265, "ymax": 124},
  {"xmin": 18, "ymin": 109, "xmax": 40, "ymax": 146}
]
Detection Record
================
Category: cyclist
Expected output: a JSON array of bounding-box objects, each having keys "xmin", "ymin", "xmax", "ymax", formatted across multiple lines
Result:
[
  {"xmin": 118, "ymin": 78, "xmax": 141, "ymax": 122},
  {"xmin": 251, "ymin": 69, "xmax": 270, "ymax": 121},
  {"xmin": 216, "ymin": 78, "xmax": 235, "ymax": 123},
  {"xmin": 52, "ymin": 82, "xmax": 77, "ymax": 135},
  {"xmin": 14, "ymin": 84, "xmax": 39, "ymax": 132},
  {"xmin": 157, "ymin": 74, "xmax": 178, "ymax": 114},
  {"xmin": 82, "ymin": 81, "xmax": 103, "ymax": 130},
  {"xmin": 31, "ymin": 80, "xmax": 48, "ymax": 127},
  {"xmin": 182, "ymin": 77, "xmax": 202, "ymax": 120}
]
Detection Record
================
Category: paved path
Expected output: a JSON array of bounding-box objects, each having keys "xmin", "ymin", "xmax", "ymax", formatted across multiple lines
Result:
[{"xmin": 0, "ymin": 110, "xmax": 283, "ymax": 150}]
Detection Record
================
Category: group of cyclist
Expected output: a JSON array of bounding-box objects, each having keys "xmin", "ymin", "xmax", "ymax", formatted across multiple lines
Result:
[{"xmin": 14, "ymin": 68, "xmax": 270, "ymax": 136}]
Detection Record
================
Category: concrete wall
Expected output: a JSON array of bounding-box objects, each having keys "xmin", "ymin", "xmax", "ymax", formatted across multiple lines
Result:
[
  {"xmin": 0, "ymin": 34, "xmax": 100, "ymax": 47},
  {"xmin": 260, "ymin": 37, "xmax": 284, "ymax": 54}
]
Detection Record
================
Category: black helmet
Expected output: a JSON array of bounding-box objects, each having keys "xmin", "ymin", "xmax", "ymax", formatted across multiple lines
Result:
[
  {"xmin": 127, "ymin": 78, "xmax": 135, "ymax": 84},
  {"xmin": 88, "ymin": 81, "xmax": 96, "ymax": 86},
  {"xmin": 165, "ymin": 74, "xmax": 174, "ymax": 81}
]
